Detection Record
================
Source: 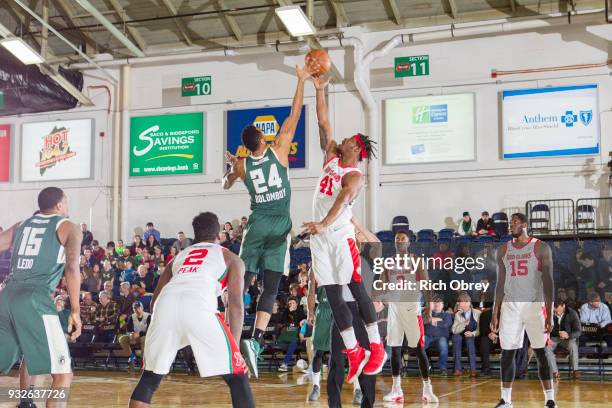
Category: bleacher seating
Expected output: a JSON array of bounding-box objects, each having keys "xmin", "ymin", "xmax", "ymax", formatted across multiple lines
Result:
[{"xmin": 391, "ymin": 215, "xmax": 409, "ymax": 235}]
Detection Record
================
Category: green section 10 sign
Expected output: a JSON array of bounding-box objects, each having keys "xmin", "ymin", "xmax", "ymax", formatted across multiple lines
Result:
[
  {"xmin": 181, "ymin": 76, "xmax": 212, "ymax": 96},
  {"xmin": 395, "ymin": 55, "xmax": 429, "ymax": 78}
]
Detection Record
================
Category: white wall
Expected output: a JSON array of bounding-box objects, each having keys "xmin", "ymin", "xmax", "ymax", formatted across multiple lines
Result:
[{"xmin": 0, "ymin": 22, "xmax": 610, "ymax": 241}]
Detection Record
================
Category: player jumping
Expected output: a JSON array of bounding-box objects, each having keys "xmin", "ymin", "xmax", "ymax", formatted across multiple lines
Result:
[
  {"xmin": 223, "ymin": 65, "xmax": 311, "ymax": 378},
  {"xmin": 490, "ymin": 213, "xmax": 556, "ymax": 408},
  {"xmin": 302, "ymin": 77, "xmax": 385, "ymax": 384}
]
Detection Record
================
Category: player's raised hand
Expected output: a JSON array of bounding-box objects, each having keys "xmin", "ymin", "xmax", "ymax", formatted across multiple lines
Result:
[
  {"xmin": 312, "ymin": 75, "xmax": 330, "ymax": 91},
  {"xmin": 301, "ymin": 221, "xmax": 326, "ymax": 235},
  {"xmin": 225, "ymin": 151, "xmax": 238, "ymax": 168},
  {"xmin": 296, "ymin": 65, "xmax": 312, "ymax": 82}
]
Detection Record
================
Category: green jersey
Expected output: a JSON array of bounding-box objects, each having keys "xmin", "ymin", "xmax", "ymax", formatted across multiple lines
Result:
[
  {"xmin": 7, "ymin": 214, "xmax": 66, "ymax": 293},
  {"xmin": 316, "ymin": 287, "xmax": 329, "ymax": 305},
  {"xmin": 243, "ymin": 147, "xmax": 291, "ymax": 216}
]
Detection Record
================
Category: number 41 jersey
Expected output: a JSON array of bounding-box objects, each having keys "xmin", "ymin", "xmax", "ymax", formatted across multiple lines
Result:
[{"xmin": 165, "ymin": 242, "xmax": 228, "ymax": 312}]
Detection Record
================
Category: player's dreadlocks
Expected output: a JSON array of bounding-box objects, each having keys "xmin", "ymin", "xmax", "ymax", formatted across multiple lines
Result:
[{"xmin": 355, "ymin": 133, "xmax": 377, "ymax": 162}]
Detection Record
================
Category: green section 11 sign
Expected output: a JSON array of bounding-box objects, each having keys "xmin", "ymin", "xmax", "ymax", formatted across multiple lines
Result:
[
  {"xmin": 181, "ymin": 76, "xmax": 212, "ymax": 96},
  {"xmin": 130, "ymin": 112, "xmax": 203, "ymax": 176},
  {"xmin": 395, "ymin": 55, "xmax": 429, "ymax": 78}
]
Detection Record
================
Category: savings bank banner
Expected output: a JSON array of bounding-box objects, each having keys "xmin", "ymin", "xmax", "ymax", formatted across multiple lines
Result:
[
  {"xmin": 21, "ymin": 119, "xmax": 93, "ymax": 182},
  {"xmin": 130, "ymin": 112, "xmax": 204, "ymax": 177},
  {"xmin": 226, "ymin": 106, "xmax": 306, "ymax": 168},
  {"xmin": 0, "ymin": 125, "xmax": 10, "ymax": 182}
]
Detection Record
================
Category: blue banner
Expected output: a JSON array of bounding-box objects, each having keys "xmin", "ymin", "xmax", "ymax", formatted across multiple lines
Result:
[{"xmin": 226, "ymin": 106, "xmax": 306, "ymax": 168}]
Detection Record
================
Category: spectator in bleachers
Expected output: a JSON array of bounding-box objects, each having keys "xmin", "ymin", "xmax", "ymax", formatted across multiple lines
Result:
[
  {"xmin": 457, "ymin": 212, "xmax": 476, "ymax": 237},
  {"xmin": 245, "ymin": 274, "xmax": 260, "ymax": 315},
  {"xmin": 81, "ymin": 223, "xmax": 93, "ymax": 247},
  {"xmin": 103, "ymin": 280, "xmax": 113, "ymax": 296},
  {"xmin": 55, "ymin": 295, "xmax": 72, "ymax": 341},
  {"xmin": 451, "ymin": 292, "xmax": 480, "ymax": 377},
  {"xmin": 90, "ymin": 240, "xmax": 105, "ymax": 263},
  {"xmin": 95, "ymin": 291, "xmax": 119, "ymax": 327},
  {"xmin": 117, "ymin": 282, "xmax": 137, "ymax": 330},
  {"xmin": 476, "ymin": 211, "xmax": 494, "ymax": 236},
  {"xmin": 83, "ymin": 247, "xmax": 96, "ymax": 268},
  {"xmin": 106, "ymin": 241, "xmax": 117, "ymax": 256},
  {"xmin": 166, "ymin": 246, "xmax": 178, "ymax": 264},
  {"xmin": 118, "ymin": 301, "xmax": 151, "ymax": 369},
  {"xmin": 120, "ymin": 261, "xmax": 136, "ymax": 284},
  {"xmin": 278, "ymin": 297, "xmax": 306, "ymax": 372},
  {"xmin": 297, "ymin": 270, "xmax": 309, "ymax": 297},
  {"xmin": 235, "ymin": 216, "xmax": 248, "ymax": 242},
  {"xmin": 546, "ymin": 299, "xmax": 582, "ymax": 380},
  {"xmin": 565, "ymin": 287, "xmax": 579, "ymax": 311},
  {"xmin": 134, "ymin": 264, "xmax": 155, "ymax": 294},
  {"xmin": 129, "ymin": 235, "xmax": 145, "ymax": 255},
  {"xmin": 143, "ymin": 222, "xmax": 161, "ymax": 243},
  {"xmin": 152, "ymin": 246, "xmax": 165, "ymax": 269},
  {"xmin": 80, "ymin": 292, "xmax": 98, "ymax": 324},
  {"xmin": 101, "ymin": 260, "xmax": 114, "ymax": 283},
  {"xmin": 115, "ymin": 239, "xmax": 126, "ymax": 256},
  {"xmin": 580, "ymin": 292, "xmax": 612, "ymax": 328},
  {"xmin": 477, "ymin": 306, "xmax": 497, "ymax": 376},
  {"xmin": 598, "ymin": 245, "xmax": 612, "ymax": 299},
  {"xmin": 145, "ymin": 234, "xmax": 159, "ymax": 251},
  {"xmin": 223, "ymin": 222, "xmax": 235, "ymax": 241},
  {"xmin": 83, "ymin": 264, "xmax": 102, "ymax": 295},
  {"xmin": 577, "ymin": 252, "xmax": 598, "ymax": 301},
  {"xmin": 423, "ymin": 295, "xmax": 452, "ymax": 375},
  {"xmin": 120, "ymin": 248, "xmax": 135, "ymax": 267},
  {"xmin": 172, "ymin": 231, "xmax": 192, "ymax": 253}
]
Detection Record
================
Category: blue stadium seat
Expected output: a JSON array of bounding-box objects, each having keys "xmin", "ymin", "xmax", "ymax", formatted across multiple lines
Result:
[
  {"xmin": 391, "ymin": 216, "xmax": 409, "ymax": 235},
  {"xmin": 476, "ymin": 235, "xmax": 496, "ymax": 243},
  {"xmin": 376, "ymin": 230, "xmax": 394, "ymax": 243},
  {"xmin": 500, "ymin": 235, "xmax": 513, "ymax": 242},
  {"xmin": 491, "ymin": 212, "xmax": 509, "ymax": 237},
  {"xmin": 417, "ymin": 229, "xmax": 435, "ymax": 241},
  {"xmin": 456, "ymin": 235, "xmax": 472, "ymax": 244},
  {"xmin": 438, "ymin": 229, "xmax": 454, "ymax": 240}
]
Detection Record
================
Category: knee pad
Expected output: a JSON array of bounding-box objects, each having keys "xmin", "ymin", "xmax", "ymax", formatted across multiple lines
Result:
[
  {"xmin": 500, "ymin": 349, "xmax": 517, "ymax": 383},
  {"xmin": 533, "ymin": 348, "xmax": 552, "ymax": 381},
  {"xmin": 131, "ymin": 370, "xmax": 163, "ymax": 404},
  {"xmin": 256, "ymin": 270, "xmax": 282, "ymax": 314}
]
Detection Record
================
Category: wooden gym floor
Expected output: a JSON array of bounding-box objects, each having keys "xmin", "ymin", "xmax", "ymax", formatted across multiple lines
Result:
[{"xmin": 0, "ymin": 370, "xmax": 609, "ymax": 407}]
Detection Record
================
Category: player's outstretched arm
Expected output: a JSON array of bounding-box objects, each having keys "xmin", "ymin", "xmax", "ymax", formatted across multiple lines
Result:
[
  {"xmin": 151, "ymin": 259, "xmax": 175, "ymax": 311},
  {"xmin": 313, "ymin": 76, "xmax": 337, "ymax": 162},
  {"xmin": 491, "ymin": 244, "xmax": 507, "ymax": 333},
  {"xmin": 303, "ymin": 172, "xmax": 363, "ymax": 235},
  {"xmin": 224, "ymin": 249, "xmax": 245, "ymax": 344},
  {"xmin": 223, "ymin": 151, "xmax": 245, "ymax": 190},
  {"xmin": 58, "ymin": 221, "xmax": 84, "ymax": 341},
  {"xmin": 538, "ymin": 241, "xmax": 555, "ymax": 332},
  {"xmin": 352, "ymin": 217, "xmax": 382, "ymax": 259},
  {"xmin": 273, "ymin": 66, "xmax": 311, "ymax": 163},
  {"xmin": 0, "ymin": 223, "xmax": 19, "ymax": 253}
]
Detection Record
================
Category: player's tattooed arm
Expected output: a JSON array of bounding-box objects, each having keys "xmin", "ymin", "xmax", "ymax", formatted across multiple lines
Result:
[
  {"xmin": 274, "ymin": 65, "xmax": 312, "ymax": 164},
  {"xmin": 306, "ymin": 269, "xmax": 317, "ymax": 326},
  {"xmin": 223, "ymin": 151, "xmax": 245, "ymax": 189},
  {"xmin": 302, "ymin": 172, "xmax": 364, "ymax": 235},
  {"xmin": 313, "ymin": 75, "xmax": 337, "ymax": 162},
  {"xmin": 490, "ymin": 244, "xmax": 507, "ymax": 333},
  {"xmin": 224, "ymin": 249, "xmax": 246, "ymax": 344},
  {"xmin": 0, "ymin": 222, "xmax": 19, "ymax": 252},
  {"xmin": 538, "ymin": 241, "xmax": 555, "ymax": 332},
  {"xmin": 58, "ymin": 221, "xmax": 84, "ymax": 341},
  {"xmin": 151, "ymin": 259, "xmax": 175, "ymax": 311}
]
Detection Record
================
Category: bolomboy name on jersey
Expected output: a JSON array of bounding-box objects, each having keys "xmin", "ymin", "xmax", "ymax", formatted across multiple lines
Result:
[{"xmin": 255, "ymin": 188, "xmax": 287, "ymax": 203}]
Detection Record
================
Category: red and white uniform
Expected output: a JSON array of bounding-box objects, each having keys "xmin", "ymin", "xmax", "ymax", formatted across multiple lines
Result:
[
  {"xmin": 499, "ymin": 237, "xmax": 548, "ymax": 350},
  {"xmin": 311, "ymin": 156, "xmax": 362, "ymax": 286},
  {"xmin": 144, "ymin": 242, "xmax": 245, "ymax": 377},
  {"xmin": 386, "ymin": 254, "xmax": 424, "ymax": 348}
]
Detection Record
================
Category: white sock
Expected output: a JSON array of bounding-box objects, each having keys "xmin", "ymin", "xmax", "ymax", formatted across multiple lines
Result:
[
  {"xmin": 366, "ymin": 323, "xmax": 381, "ymax": 344},
  {"xmin": 501, "ymin": 388, "xmax": 512, "ymax": 403},
  {"xmin": 313, "ymin": 371, "xmax": 320, "ymax": 387},
  {"xmin": 340, "ymin": 328, "xmax": 358, "ymax": 349},
  {"xmin": 353, "ymin": 380, "xmax": 361, "ymax": 391},
  {"xmin": 392, "ymin": 375, "xmax": 402, "ymax": 390},
  {"xmin": 544, "ymin": 388, "xmax": 554, "ymax": 402}
]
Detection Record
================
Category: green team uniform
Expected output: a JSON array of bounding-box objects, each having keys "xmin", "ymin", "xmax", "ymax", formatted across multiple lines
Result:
[
  {"xmin": 312, "ymin": 287, "xmax": 332, "ymax": 352},
  {"xmin": 0, "ymin": 214, "xmax": 72, "ymax": 375},
  {"xmin": 240, "ymin": 147, "xmax": 292, "ymax": 274}
]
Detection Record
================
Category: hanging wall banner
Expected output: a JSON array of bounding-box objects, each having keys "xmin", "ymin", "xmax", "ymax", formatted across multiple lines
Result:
[
  {"xmin": 21, "ymin": 119, "xmax": 93, "ymax": 182},
  {"xmin": 226, "ymin": 106, "xmax": 306, "ymax": 168},
  {"xmin": 0, "ymin": 124, "xmax": 10, "ymax": 182},
  {"xmin": 130, "ymin": 112, "xmax": 204, "ymax": 176}
]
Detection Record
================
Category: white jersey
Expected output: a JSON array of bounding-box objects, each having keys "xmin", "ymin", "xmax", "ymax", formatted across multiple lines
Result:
[
  {"xmin": 387, "ymin": 253, "xmax": 421, "ymax": 310},
  {"xmin": 162, "ymin": 242, "xmax": 228, "ymax": 312},
  {"xmin": 502, "ymin": 237, "xmax": 543, "ymax": 302},
  {"xmin": 313, "ymin": 157, "xmax": 362, "ymax": 228}
]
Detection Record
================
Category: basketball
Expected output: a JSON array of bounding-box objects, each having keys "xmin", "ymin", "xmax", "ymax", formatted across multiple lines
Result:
[{"xmin": 305, "ymin": 48, "xmax": 331, "ymax": 77}]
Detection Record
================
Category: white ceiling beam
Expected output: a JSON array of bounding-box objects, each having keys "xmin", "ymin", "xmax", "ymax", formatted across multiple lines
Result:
[
  {"xmin": 41, "ymin": 0, "xmax": 48, "ymax": 59},
  {"xmin": 107, "ymin": 0, "xmax": 147, "ymax": 51},
  {"xmin": 328, "ymin": 0, "xmax": 349, "ymax": 28},
  {"xmin": 510, "ymin": 0, "xmax": 516, "ymax": 13},
  {"xmin": 384, "ymin": 0, "xmax": 402, "ymax": 24},
  {"xmin": 448, "ymin": 0, "xmax": 458, "ymax": 19},
  {"xmin": 52, "ymin": 0, "xmax": 99, "ymax": 52},
  {"xmin": 160, "ymin": 0, "xmax": 194, "ymax": 47},
  {"xmin": 215, "ymin": 0, "xmax": 243, "ymax": 42},
  {"xmin": 72, "ymin": 0, "xmax": 145, "ymax": 56}
]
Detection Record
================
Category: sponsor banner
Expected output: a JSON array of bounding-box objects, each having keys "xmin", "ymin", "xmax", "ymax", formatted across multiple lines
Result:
[
  {"xmin": 0, "ymin": 125, "xmax": 10, "ymax": 182},
  {"xmin": 130, "ymin": 112, "xmax": 204, "ymax": 176},
  {"xmin": 502, "ymin": 85, "xmax": 599, "ymax": 158},
  {"xmin": 226, "ymin": 106, "xmax": 306, "ymax": 168},
  {"xmin": 21, "ymin": 119, "xmax": 93, "ymax": 182},
  {"xmin": 385, "ymin": 93, "xmax": 475, "ymax": 164}
]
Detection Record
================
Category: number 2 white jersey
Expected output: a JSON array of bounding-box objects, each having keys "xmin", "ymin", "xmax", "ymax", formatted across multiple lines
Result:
[
  {"xmin": 312, "ymin": 156, "xmax": 362, "ymax": 229},
  {"xmin": 163, "ymin": 242, "xmax": 228, "ymax": 313},
  {"xmin": 502, "ymin": 237, "xmax": 543, "ymax": 302}
]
